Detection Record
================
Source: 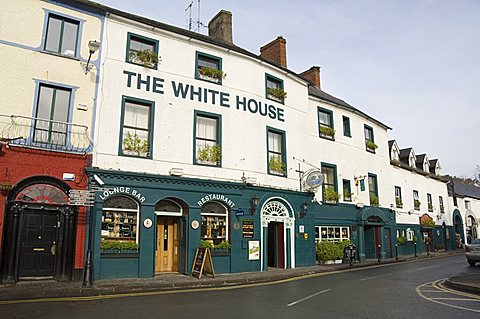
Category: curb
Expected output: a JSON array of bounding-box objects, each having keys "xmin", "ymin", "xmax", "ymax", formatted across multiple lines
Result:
[{"xmin": 444, "ymin": 279, "xmax": 480, "ymax": 296}]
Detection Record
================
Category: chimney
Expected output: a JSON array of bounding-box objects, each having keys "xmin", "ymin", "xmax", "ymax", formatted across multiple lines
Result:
[
  {"xmin": 208, "ymin": 10, "xmax": 233, "ymax": 44},
  {"xmin": 300, "ymin": 66, "xmax": 321, "ymax": 89},
  {"xmin": 260, "ymin": 36, "xmax": 287, "ymax": 68}
]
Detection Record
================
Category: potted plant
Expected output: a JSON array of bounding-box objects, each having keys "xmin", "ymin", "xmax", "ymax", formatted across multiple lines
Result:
[
  {"xmin": 267, "ymin": 87, "xmax": 287, "ymax": 102},
  {"xmin": 370, "ymin": 194, "xmax": 379, "ymax": 207},
  {"xmin": 396, "ymin": 197, "xmax": 403, "ymax": 208},
  {"xmin": 200, "ymin": 239, "xmax": 214, "ymax": 249},
  {"xmin": 197, "ymin": 144, "xmax": 221, "ymax": 165},
  {"xmin": 428, "ymin": 203, "xmax": 433, "ymax": 211},
  {"xmin": 198, "ymin": 66, "xmax": 226, "ymax": 82},
  {"xmin": 129, "ymin": 49, "xmax": 161, "ymax": 68},
  {"xmin": 397, "ymin": 236, "xmax": 407, "ymax": 245},
  {"xmin": 123, "ymin": 132, "xmax": 149, "ymax": 156},
  {"xmin": 421, "ymin": 219, "xmax": 435, "ymax": 228},
  {"xmin": 323, "ymin": 187, "xmax": 340, "ymax": 204},
  {"xmin": 343, "ymin": 188, "xmax": 352, "ymax": 201},
  {"xmin": 212, "ymin": 240, "xmax": 231, "ymax": 255},
  {"xmin": 366, "ymin": 140, "xmax": 378, "ymax": 151},
  {"xmin": 414, "ymin": 199, "xmax": 421, "ymax": 210},
  {"xmin": 100, "ymin": 240, "xmax": 139, "ymax": 254},
  {"xmin": 320, "ymin": 126, "xmax": 335, "ymax": 139},
  {"xmin": 269, "ymin": 156, "xmax": 286, "ymax": 175}
]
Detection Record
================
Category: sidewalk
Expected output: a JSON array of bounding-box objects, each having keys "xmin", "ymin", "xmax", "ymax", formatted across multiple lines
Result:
[{"xmin": 0, "ymin": 251, "xmax": 474, "ymax": 302}]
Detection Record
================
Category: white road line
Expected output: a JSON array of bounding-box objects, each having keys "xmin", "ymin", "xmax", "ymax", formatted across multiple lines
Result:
[
  {"xmin": 360, "ymin": 274, "xmax": 392, "ymax": 281},
  {"xmin": 286, "ymin": 289, "xmax": 331, "ymax": 307},
  {"xmin": 432, "ymin": 298, "xmax": 480, "ymax": 302},
  {"xmin": 418, "ymin": 265, "xmax": 439, "ymax": 270}
]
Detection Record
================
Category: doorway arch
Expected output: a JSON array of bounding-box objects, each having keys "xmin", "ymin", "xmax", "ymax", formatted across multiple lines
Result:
[{"xmin": 452, "ymin": 209, "xmax": 464, "ymax": 248}]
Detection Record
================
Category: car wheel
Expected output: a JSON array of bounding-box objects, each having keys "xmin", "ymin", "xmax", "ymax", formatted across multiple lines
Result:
[{"xmin": 468, "ymin": 260, "xmax": 476, "ymax": 267}]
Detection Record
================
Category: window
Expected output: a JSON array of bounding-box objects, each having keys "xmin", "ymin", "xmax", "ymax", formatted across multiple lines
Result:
[
  {"xmin": 413, "ymin": 190, "xmax": 420, "ymax": 210},
  {"xmin": 364, "ymin": 125, "xmax": 377, "ymax": 153},
  {"xmin": 267, "ymin": 128, "xmax": 286, "ymax": 176},
  {"xmin": 196, "ymin": 52, "xmax": 223, "ymax": 84},
  {"xmin": 427, "ymin": 193, "xmax": 433, "ymax": 212},
  {"xmin": 126, "ymin": 33, "xmax": 159, "ymax": 68},
  {"xmin": 44, "ymin": 14, "xmax": 80, "ymax": 57},
  {"xmin": 321, "ymin": 163, "xmax": 337, "ymax": 202},
  {"xmin": 120, "ymin": 96, "xmax": 154, "ymax": 158},
  {"xmin": 465, "ymin": 200, "xmax": 471, "ymax": 210},
  {"xmin": 342, "ymin": 179, "xmax": 352, "ymax": 202},
  {"xmin": 439, "ymin": 196, "xmax": 444, "ymax": 213},
  {"xmin": 368, "ymin": 174, "xmax": 378, "ymax": 206},
  {"xmin": 194, "ymin": 111, "xmax": 221, "ymax": 166},
  {"xmin": 318, "ymin": 107, "xmax": 335, "ymax": 140},
  {"xmin": 395, "ymin": 186, "xmax": 403, "ymax": 208},
  {"xmin": 343, "ymin": 116, "xmax": 351, "ymax": 137},
  {"xmin": 201, "ymin": 202, "xmax": 228, "ymax": 246},
  {"xmin": 265, "ymin": 74, "xmax": 285, "ymax": 103},
  {"xmin": 315, "ymin": 226, "xmax": 350, "ymax": 242},
  {"xmin": 396, "ymin": 229, "xmax": 406, "ymax": 238},
  {"xmin": 101, "ymin": 196, "xmax": 139, "ymax": 246},
  {"xmin": 34, "ymin": 84, "xmax": 71, "ymax": 145}
]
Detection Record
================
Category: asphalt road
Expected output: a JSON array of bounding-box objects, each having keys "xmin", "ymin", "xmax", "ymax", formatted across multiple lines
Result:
[{"xmin": 2, "ymin": 254, "xmax": 479, "ymax": 319}]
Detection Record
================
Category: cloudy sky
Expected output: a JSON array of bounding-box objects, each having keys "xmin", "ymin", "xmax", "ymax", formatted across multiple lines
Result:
[{"xmin": 95, "ymin": 0, "xmax": 480, "ymax": 178}]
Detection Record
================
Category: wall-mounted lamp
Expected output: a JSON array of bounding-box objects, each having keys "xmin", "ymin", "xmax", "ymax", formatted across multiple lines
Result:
[
  {"xmin": 85, "ymin": 40, "xmax": 101, "ymax": 73},
  {"xmin": 299, "ymin": 202, "xmax": 309, "ymax": 218},
  {"xmin": 249, "ymin": 195, "xmax": 260, "ymax": 215}
]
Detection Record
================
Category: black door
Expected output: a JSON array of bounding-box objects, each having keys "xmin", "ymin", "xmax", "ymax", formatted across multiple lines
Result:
[
  {"xmin": 179, "ymin": 217, "xmax": 187, "ymax": 274},
  {"xmin": 18, "ymin": 209, "xmax": 58, "ymax": 277}
]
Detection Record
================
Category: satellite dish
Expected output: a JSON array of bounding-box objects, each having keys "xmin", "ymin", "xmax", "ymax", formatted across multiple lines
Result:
[{"xmin": 302, "ymin": 169, "xmax": 324, "ymax": 191}]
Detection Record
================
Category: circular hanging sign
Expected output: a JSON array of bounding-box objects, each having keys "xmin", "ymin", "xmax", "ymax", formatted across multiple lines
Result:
[
  {"xmin": 143, "ymin": 218, "xmax": 153, "ymax": 229},
  {"xmin": 191, "ymin": 220, "xmax": 199, "ymax": 229}
]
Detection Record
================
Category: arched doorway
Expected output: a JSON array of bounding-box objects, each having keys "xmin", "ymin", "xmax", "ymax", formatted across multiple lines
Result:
[
  {"xmin": 1, "ymin": 176, "xmax": 76, "ymax": 283},
  {"xmin": 466, "ymin": 214, "xmax": 478, "ymax": 244},
  {"xmin": 260, "ymin": 198, "xmax": 295, "ymax": 271},
  {"xmin": 154, "ymin": 198, "xmax": 189, "ymax": 273},
  {"xmin": 452, "ymin": 209, "xmax": 464, "ymax": 249}
]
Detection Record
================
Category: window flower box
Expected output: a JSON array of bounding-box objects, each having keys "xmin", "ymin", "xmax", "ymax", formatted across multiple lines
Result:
[
  {"xmin": 269, "ymin": 156, "xmax": 286, "ymax": 175},
  {"xmin": 323, "ymin": 188, "xmax": 340, "ymax": 204},
  {"xmin": 198, "ymin": 66, "xmax": 226, "ymax": 83},
  {"xmin": 414, "ymin": 199, "xmax": 421, "ymax": 210},
  {"xmin": 366, "ymin": 140, "xmax": 378, "ymax": 152},
  {"xmin": 370, "ymin": 195, "xmax": 379, "ymax": 207},
  {"xmin": 197, "ymin": 144, "xmax": 221, "ymax": 165},
  {"xmin": 267, "ymin": 87, "xmax": 287, "ymax": 102},
  {"xmin": 320, "ymin": 126, "xmax": 335, "ymax": 139},
  {"xmin": 129, "ymin": 49, "xmax": 160, "ymax": 68},
  {"xmin": 396, "ymin": 197, "xmax": 403, "ymax": 208}
]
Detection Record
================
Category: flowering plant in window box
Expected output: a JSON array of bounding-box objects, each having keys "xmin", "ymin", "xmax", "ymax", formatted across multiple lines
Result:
[
  {"xmin": 397, "ymin": 236, "xmax": 407, "ymax": 245},
  {"xmin": 370, "ymin": 195, "xmax": 379, "ymax": 207},
  {"xmin": 414, "ymin": 199, "xmax": 421, "ymax": 210},
  {"xmin": 129, "ymin": 49, "xmax": 161, "ymax": 68},
  {"xmin": 323, "ymin": 187, "xmax": 340, "ymax": 204},
  {"xmin": 197, "ymin": 144, "xmax": 221, "ymax": 165},
  {"xmin": 198, "ymin": 66, "xmax": 226, "ymax": 82},
  {"xmin": 320, "ymin": 126, "xmax": 335, "ymax": 139},
  {"xmin": 366, "ymin": 140, "xmax": 378, "ymax": 151},
  {"xmin": 123, "ymin": 132, "xmax": 149, "ymax": 156},
  {"xmin": 267, "ymin": 87, "xmax": 287, "ymax": 102},
  {"xmin": 343, "ymin": 188, "xmax": 352, "ymax": 202},
  {"xmin": 100, "ymin": 240, "xmax": 139, "ymax": 254},
  {"xmin": 428, "ymin": 203, "xmax": 433, "ymax": 212},
  {"xmin": 269, "ymin": 156, "xmax": 286, "ymax": 175},
  {"xmin": 396, "ymin": 197, "xmax": 403, "ymax": 208}
]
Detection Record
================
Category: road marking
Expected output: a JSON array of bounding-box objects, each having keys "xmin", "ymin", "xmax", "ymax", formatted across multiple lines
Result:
[
  {"xmin": 360, "ymin": 273, "xmax": 392, "ymax": 281},
  {"xmin": 286, "ymin": 289, "xmax": 331, "ymax": 307},
  {"xmin": 417, "ymin": 265, "xmax": 439, "ymax": 270},
  {"xmin": 432, "ymin": 298, "xmax": 480, "ymax": 301}
]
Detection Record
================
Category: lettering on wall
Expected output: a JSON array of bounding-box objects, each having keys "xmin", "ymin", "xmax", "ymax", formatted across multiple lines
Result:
[
  {"xmin": 197, "ymin": 194, "xmax": 236, "ymax": 208},
  {"xmin": 99, "ymin": 186, "xmax": 146, "ymax": 203},
  {"xmin": 123, "ymin": 70, "xmax": 285, "ymax": 122}
]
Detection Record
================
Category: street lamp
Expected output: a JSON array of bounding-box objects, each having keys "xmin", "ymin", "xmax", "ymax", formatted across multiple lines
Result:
[{"xmin": 84, "ymin": 40, "xmax": 101, "ymax": 73}]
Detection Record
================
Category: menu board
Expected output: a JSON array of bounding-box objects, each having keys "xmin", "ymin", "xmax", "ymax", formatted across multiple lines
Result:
[
  {"xmin": 242, "ymin": 219, "xmax": 254, "ymax": 238},
  {"xmin": 191, "ymin": 247, "xmax": 215, "ymax": 279}
]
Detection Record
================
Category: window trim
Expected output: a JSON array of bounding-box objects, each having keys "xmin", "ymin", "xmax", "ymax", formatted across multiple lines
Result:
[
  {"xmin": 321, "ymin": 162, "xmax": 338, "ymax": 193},
  {"xmin": 317, "ymin": 107, "xmax": 335, "ymax": 141},
  {"xmin": 41, "ymin": 10, "xmax": 84, "ymax": 59},
  {"xmin": 266, "ymin": 126, "xmax": 287, "ymax": 177},
  {"xmin": 342, "ymin": 179, "xmax": 352, "ymax": 202},
  {"xmin": 125, "ymin": 32, "xmax": 159, "ymax": 69},
  {"xmin": 265, "ymin": 73, "xmax": 285, "ymax": 104},
  {"xmin": 195, "ymin": 51, "xmax": 223, "ymax": 85},
  {"xmin": 193, "ymin": 110, "xmax": 222, "ymax": 167},
  {"xmin": 364, "ymin": 124, "xmax": 376, "ymax": 153},
  {"xmin": 118, "ymin": 95, "xmax": 155, "ymax": 159},
  {"xmin": 342, "ymin": 116, "xmax": 351, "ymax": 137},
  {"xmin": 315, "ymin": 226, "xmax": 350, "ymax": 242},
  {"xmin": 395, "ymin": 186, "xmax": 403, "ymax": 208},
  {"xmin": 413, "ymin": 190, "xmax": 420, "ymax": 210},
  {"xmin": 368, "ymin": 173, "xmax": 378, "ymax": 205}
]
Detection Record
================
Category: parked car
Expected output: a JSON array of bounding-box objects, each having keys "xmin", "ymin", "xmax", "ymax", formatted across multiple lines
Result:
[{"xmin": 465, "ymin": 238, "xmax": 480, "ymax": 266}]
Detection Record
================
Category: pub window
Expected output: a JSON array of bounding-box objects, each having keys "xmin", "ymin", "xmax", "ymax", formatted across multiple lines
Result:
[
  {"xmin": 267, "ymin": 127, "xmax": 287, "ymax": 176},
  {"xmin": 364, "ymin": 125, "xmax": 377, "ymax": 153},
  {"xmin": 194, "ymin": 111, "xmax": 221, "ymax": 166},
  {"xmin": 395, "ymin": 186, "xmax": 403, "ymax": 208},
  {"xmin": 44, "ymin": 13, "xmax": 80, "ymax": 57},
  {"xmin": 265, "ymin": 74, "xmax": 285, "ymax": 104},
  {"xmin": 120, "ymin": 96, "xmax": 154, "ymax": 158},
  {"xmin": 368, "ymin": 173, "xmax": 378, "ymax": 206},
  {"xmin": 315, "ymin": 226, "xmax": 350, "ymax": 242},
  {"xmin": 195, "ymin": 51, "xmax": 223, "ymax": 84},
  {"xmin": 342, "ymin": 179, "xmax": 352, "ymax": 202},
  {"xmin": 126, "ymin": 32, "xmax": 159, "ymax": 69},
  {"xmin": 318, "ymin": 107, "xmax": 335, "ymax": 140},
  {"xmin": 427, "ymin": 193, "xmax": 433, "ymax": 212},
  {"xmin": 343, "ymin": 116, "xmax": 351, "ymax": 137},
  {"xmin": 201, "ymin": 202, "xmax": 228, "ymax": 246},
  {"xmin": 101, "ymin": 196, "xmax": 139, "ymax": 245}
]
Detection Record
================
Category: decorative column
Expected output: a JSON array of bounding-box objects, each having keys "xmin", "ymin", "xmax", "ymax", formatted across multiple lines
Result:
[
  {"xmin": 2, "ymin": 204, "xmax": 22, "ymax": 283},
  {"xmin": 357, "ymin": 225, "xmax": 366, "ymax": 262}
]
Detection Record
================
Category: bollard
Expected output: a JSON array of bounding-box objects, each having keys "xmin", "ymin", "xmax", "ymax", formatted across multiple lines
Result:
[
  {"xmin": 427, "ymin": 243, "xmax": 430, "ymax": 256},
  {"xmin": 395, "ymin": 243, "xmax": 398, "ymax": 261},
  {"xmin": 414, "ymin": 242, "xmax": 417, "ymax": 257},
  {"xmin": 377, "ymin": 244, "xmax": 381, "ymax": 262}
]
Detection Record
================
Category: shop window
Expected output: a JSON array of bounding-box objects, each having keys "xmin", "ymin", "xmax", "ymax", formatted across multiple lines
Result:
[
  {"xmin": 201, "ymin": 202, "xmax": 228, "ymax": 246},
  {"xmin": 195, "ymin": 51, "xmax": 223, "ymax": 84},
  {"xmin": 315, "ymin": 226, "xmax": 350, "ymax": 242},
  {"xmin": 101, "ymin": 196, "xmax": 139, "ymax": 244},
  {"xmin": 44, "ymin": 13, "xmax": 80, "ymax": 57},
  {"xmin": 265, "ymin": 74, "xmax": 285, "ymax": 103},
  {"xmin": 395, "ymin": 186, "xmax": 403, "ymax": 208},
  {"xmin": 364, "ymin": 125, "xmax": 377, "ymax": 153},
  {"xmin": 267, "ymin": 127, "xmax": 287, "ymax": 176},
  {"xmin": 194, "ymin": 111, "xmax": 221, "ymax": 166},
  {"xmin": 343, "ymin": 116, "xmax": 351, "ymax": 137},
  {"xmin": 318, "ymin": 107, "xmax": 335, "ymax": 140},
  {"xmin": 126, "ymin": 32, "xmax": 159, "ymax": 68},
  {"xmin": 342, "ymin": 179, "xmax": 352, "ymax": 202},
  {"xmin": 368, "ymin": 173, "xmax": 378, "ymax": 206},
  {"xmin": 34, "ymin": 84, "xmax": 71, "ymax": 146},
  {"xmin": 120, "ymin": 96, "xmax": 154, "ymax": 158}
]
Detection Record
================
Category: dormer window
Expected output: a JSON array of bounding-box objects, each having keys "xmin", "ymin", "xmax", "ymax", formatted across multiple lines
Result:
[
  {"xmin": 391, "ymin": 148, "xmax": 399, "ymax": 161},
  {"xmin": 423, "ymin": 161, "xmax": 429, "ymax": 173},
  {"xmin": 409, "ymin": 154, "xmax": 416, "ymax": 167}
]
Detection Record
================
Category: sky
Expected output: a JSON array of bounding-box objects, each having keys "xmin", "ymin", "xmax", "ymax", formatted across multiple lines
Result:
[{"xmin": 95, "ymin": 0, "xmax": 480, "ymax": 178}]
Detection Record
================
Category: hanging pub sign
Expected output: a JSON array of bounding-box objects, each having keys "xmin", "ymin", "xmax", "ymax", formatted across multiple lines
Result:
[{"xmin": 242, "ymin": 219, "xmax": 254, "ymax": 238}]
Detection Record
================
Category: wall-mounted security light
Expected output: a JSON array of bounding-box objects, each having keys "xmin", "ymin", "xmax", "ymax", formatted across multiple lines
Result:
[
  {"xmin": 85, "ymin": 40, "xmax": 101, "ymax": 73},
  {"xmin": 93, "ymin": 174, "xmax": 105, "ymax": 186}
]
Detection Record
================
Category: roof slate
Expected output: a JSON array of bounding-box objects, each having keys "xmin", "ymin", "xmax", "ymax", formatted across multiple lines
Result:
[{"xmin": 451, "ymin": 180, "xmax": 480, "ymax": 200}]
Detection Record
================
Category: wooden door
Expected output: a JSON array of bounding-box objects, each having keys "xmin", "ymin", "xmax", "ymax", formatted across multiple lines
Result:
[{"xmin": 156, "ymin": 217, "xmax": 179, "ymax": 273}]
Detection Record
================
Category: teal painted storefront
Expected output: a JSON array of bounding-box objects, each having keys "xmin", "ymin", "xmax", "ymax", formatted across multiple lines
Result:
[{"xmin": 85, "ymin": 168, "xmax": 317, "ymax": 280}]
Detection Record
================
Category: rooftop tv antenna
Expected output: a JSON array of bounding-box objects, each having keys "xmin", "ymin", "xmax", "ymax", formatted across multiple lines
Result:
[
  {"xmin": 185, "ymin": 1, "xmax": 193, "ymax": 31},
  {"xmin": 186, "ymin": 0, "xmax": 206, "ymax": 33}
]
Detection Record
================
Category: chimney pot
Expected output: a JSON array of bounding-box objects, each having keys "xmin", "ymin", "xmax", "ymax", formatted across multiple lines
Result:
[
  {"xmin": 208, "ymin": 10, "xmax": 233, "ymax": 44},
  {"xmin": 260, "ymin": 36, "xmax": 287, "ymax": 68}
]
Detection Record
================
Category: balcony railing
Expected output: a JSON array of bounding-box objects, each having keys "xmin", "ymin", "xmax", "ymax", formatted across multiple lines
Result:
[{"xmin": 0, "ymin": 115, "xmax": 92, "ymax": 154}]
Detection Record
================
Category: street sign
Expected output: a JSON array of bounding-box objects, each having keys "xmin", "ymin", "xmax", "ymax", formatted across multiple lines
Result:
[{"xmin": 69, "ymin": 189, "xmax": 95, "ymax": 206}]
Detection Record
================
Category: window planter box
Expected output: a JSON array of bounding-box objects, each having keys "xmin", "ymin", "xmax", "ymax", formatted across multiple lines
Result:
[
  {"xmin": 211, "ymin": 248, "xmax": 231, "ymax": 256},
  {"xmin": 100, "ymin": 249, "xmax": 139, "ymax": 257}
]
